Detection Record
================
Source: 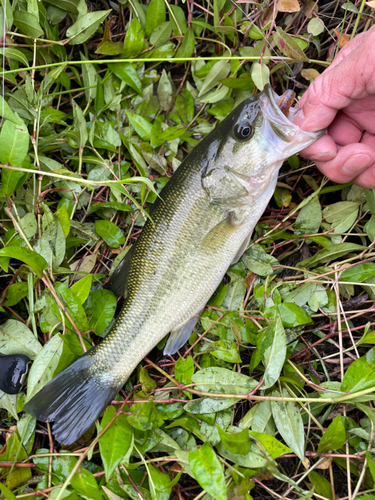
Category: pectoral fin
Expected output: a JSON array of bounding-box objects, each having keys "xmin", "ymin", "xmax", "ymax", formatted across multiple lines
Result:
[
  {"xmin": 164, "ymin": 312, "xmax": 203, "ymax": 355},
  {"xmin": 198, "ymin": 212, "xmax": 241, "ymax": 252},
  {"xmin": 105, "ymin": 245, "xmax": 135, "ymax": 297}
]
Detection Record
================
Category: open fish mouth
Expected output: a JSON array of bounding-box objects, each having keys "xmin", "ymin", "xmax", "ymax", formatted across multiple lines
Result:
[{"xmin": 260, "ymin": 84, "xmax": 323, "ymax": 149}]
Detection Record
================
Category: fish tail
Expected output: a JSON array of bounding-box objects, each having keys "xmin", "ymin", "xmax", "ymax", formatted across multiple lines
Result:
[{"xmin": 24, "ymin": 354, "xmax": 120, "ymax": 445}]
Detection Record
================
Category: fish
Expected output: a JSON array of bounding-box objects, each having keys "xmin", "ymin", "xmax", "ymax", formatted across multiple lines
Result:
[{"xmin": 24, "ymin": 85, "xmax": 322, "ymax": 445}]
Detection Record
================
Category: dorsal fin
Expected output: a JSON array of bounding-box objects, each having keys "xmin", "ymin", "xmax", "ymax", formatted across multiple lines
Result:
[{"xmin": 105, "ymin": 245, "xmax": 135, "ymax": 297}]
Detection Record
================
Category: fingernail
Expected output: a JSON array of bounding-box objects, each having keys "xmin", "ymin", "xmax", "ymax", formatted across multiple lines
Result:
[
  {"xmin": 342, "ymin": 154, "xmax": 373, "ymax": 175},
  {"xmin": 310, "ymin": 151, "xmax": 336, "ymax": 161}
]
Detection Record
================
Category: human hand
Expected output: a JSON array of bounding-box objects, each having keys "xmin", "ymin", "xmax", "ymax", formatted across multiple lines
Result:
[{"xmin": 297, "ymin": 25, "xmax": 375, "ymax": 188}]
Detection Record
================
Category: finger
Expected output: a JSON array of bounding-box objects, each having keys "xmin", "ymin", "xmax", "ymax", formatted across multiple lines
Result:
[
  {"xmin": 298, "ymin": 29, "xmax": 375, "ymax": 133},
  {"xmin": 299, "ymin": 133, "xmax": 337, "ymax": 160},
  {"xmin": 328, "ymin": 111, "xmax": 363, "ymax": 146},
  {"xmin": 328, "ymin": 30, "xmax": 370, "ymax": 70},
  {"xmin": 361, "ymin": 131, "xmax": 375, "ymax": 151},
  {"xmin": 352, "ymin": 162, "xmax": 375, "ymax": 188},
  {"xmin": 314, "ymin": 143, "xmax": 375, "ymax": 184}
]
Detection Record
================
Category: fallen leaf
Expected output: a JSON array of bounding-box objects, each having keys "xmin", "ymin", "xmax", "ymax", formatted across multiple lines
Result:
[
  {"xmin": 366, "ymin": 1, "xmax": 375, "ymax": 7},
  {"xmin": 304, "ymin": 0, "xmax": 319, "ymax": 17},
  {"xmin": 333, "ymin": 29, "xmax": 351, "ymax": 47},
  {"xmin": 316, "ymin": 456, "xmax": 333, "ymax": 469},
  {"xmin": 301, "ymin": 68, "xmax": 320, "ymax": 81},
  {"xmin": 261, "ymin": 6, "xmax": 274, "ymax": 27},
  {"xmin": 302, "ymin": 457, "xmax": 310, "ymax": 469},
  {"xmin": 70, "ymin": 252, "xmax": 97, "ymax": 281},
  {"xmin": 277, "ymin": 0, "xmax": 300, "ymax": 12}
]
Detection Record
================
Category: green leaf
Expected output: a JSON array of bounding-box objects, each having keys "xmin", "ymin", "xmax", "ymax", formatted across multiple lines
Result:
[
  {"xmin": 0, "ymin": 482, "xmax": 17, "ymax": 500},
  {"xmin": 26, "ymin": 334, "xmax": 64, "ymax": 401},
  {"xmin": 176, "ymin": 28, "xmax": 195, "ymax": 58},
  {"xmin": 72, "ymin": 100, "xmax": 88, "ymax": 151},
  {"xmin": 95, "ymin": 220, "xmax": 125, "ymax": 248},
  {"xmin": 56, "ymin": 205, "xmax": 71, "ymax": 238},
  {"xmin": 222, "ymin": 75, "xmax": 254, "ymax": 93},
  {"xmin": 0, "ymin": 247, "xmax": 48, "ymax": 278},
  {"xmin": 66, "ymin": 10, "xmax": 111, "ymax": 44},
  {"xmin": 0, "ymin": 319, "xmax": 41, "ymax": 359},
  {"xmin": 0, "ymin": 48, "xmax": 29, "ymax": 67},
  {"xmin": 145, "ymin": 0, "xmax": 166, "ymax": 37},
  {"xmin": 39, "ymin": 203, "xmax": 66, "ymax": 267},
  {"xmin": 366, "ymin": 451, "xmax": 375, "ymax": 483},
  {"xmin": 199, "ymin": 59, "xmax": 230, "ymax": 97},
  {"xmin": 324, "ymin": 201, "xmax": 361, "ymax": 223},
  {"xmin": 308, "ymin": 471, "xmax": 332, "ymax": 500},
  {"xmin": 251, "ymin": 62, "xmax": 269, "ymax": 91},
  {"xmin": 216, "ymin": 426, "xmax": 251, "ymax": 454},
  {"xmin": 0, "ymin": 121, "xmax": 29, "ymax": 166},
  {"xmin": 211, "ymin": 340, "xmax": 242, "ymax": 363},
  {"xmin": 157, "ymin": 69, "xmax": 173, "ymax": 111},
  {"xmin": 70, "ymin": 275, "xmax": 93, "ymax": 305},
  {"xmin": 150, "ymin": 21, "xmax": 172, "ymax": 48},
  {"xmin": 184, "ymin": 397, "xmax": 239, "ymax": 414},
  {"xmin": 122, "ymin": 18, "xmax": 144, "ymax": 58},
  {"xmin": 340, "ymin": 263, "xmax": 375, "ymax": 283},
  {"xmin": 175, "ymin": 356, "xmax": 194, "ymax": 386},
  {"xmin": 13, "ymin": 11, "xmax": 43, "ymax": 38},
  {"xmin": 56, "ymin": 281, "xmax": 89, "ymax": 332},
  {"xmin": 189, "ymin": 442, "xmax": 227, "ymax": 500},
  {"xmin": 110, "ymin": 62, "xmax": 143, "ymax": 95},
  {"xmin": 158, "ymin": 125, "xmax": 188, "ymax": 141},
  {"xmin": 4, "ymin": 282, "xmax": 29, "ymax": 307},
  {"xmin": 71, "ymin": 466, "xmax": 102, "ymax": 500},
  {"xmin": 148, "ymin": 463, "xmax": 178, "ymax": 500},
  {"xmin": 87, "ymin": 289, "xmax": 117, "ymax": 336},
  {"xmin": 277, "ymin": 303, "xmax": 313, "ymax": 328},
  {"xmin": 295, "ymin": 195, "xmax": 322, "ymax": 235},
  {"xmin": 89, "ymin": 202, "xmax": 132, "ymax": 215},
  {"xmin": 271, "ymin": 389, "xmax": 305, "ymax": 461},
  {"xmin": 128, "ymin": 402, "xmax": 164, "ymax": 430},
  {"xmin": 139, "ymin": 366, "xmax": 157, "ymax": 393},
  {"xmin": 192, "ymin": 367, "xmax": 257, "ymax": 394},
  {"xmin": 341, "ymin": 349, "xmax": 375, "ymax": 393},
  {"xmin": 0, "ymin": 166, "xmax": 27, "ymax": 197},
  {"xmin": 81, "ymin": 53, "xmax": 97, "ymax": 101},
  {"xmin": 318, "ymin": 415, "xmax": 346, "ymax": 453},
  {"xmin": 260, "ymin": 307, "xmax": 286, "ymax": 388},
  {"xmin": 125, "ymin": 111, "xmax": 152, "ymax": 141},
  {"xmin": 169, "ymin": 5, "xmax": 187, "ymax": 35},
  {"xmin": 249, "ymin": 430, "xmax": 291, "ymax": 459},
  {"xmin": 307, "ymin": 18, "xmax": 324, "ymax": 35},
  {"xmin": 297, "ymin": 243, "xmax": 367, "ymax": 269},
  {"xmin": 273, "ymin": 27, "xmax": 309, "ymax": 61},
  {"xmin": 0, "ymin": 95, "xmax": 23, "ymax": 124},
  {"xmin": 99, "ymin": 406, "xmax": 133, "ymax": 481},
  {"xmin": 242, "ymin": 244, "xmax": 279, "ymax": 277}
]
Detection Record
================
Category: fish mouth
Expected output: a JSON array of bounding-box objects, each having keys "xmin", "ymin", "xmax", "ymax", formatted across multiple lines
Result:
[{"xmin": 261, "ymin": 84, "xmax": 323, "ymax": 146}]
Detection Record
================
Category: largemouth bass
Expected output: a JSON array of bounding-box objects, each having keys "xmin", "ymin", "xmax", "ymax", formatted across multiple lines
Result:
[{"xmin": 25, "ymin": 85, "xmax": 321, "ymax": 445}]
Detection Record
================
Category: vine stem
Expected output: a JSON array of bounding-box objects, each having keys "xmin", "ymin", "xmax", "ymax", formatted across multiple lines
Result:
[{"xmin": 0, "ymin": 55, "xmax": 331, "ymax": 77}]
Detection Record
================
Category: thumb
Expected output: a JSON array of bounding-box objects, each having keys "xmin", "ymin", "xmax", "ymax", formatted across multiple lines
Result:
[
  {"xmin": 298, "ymin": 65, "xmax": 353, "ymax": 133},
  {"xmin": 298, "ymin": 28, "xmax": 375, "ymax": 133}
]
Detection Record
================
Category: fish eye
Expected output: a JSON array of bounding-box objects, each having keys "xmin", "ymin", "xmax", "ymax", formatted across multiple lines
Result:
[{"xmin": 234, "ymin": 121, "xmax": 254, "ymax": 141}]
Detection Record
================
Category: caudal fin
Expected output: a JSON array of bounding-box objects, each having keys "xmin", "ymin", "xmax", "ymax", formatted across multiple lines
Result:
[{"xmin": 24, "ymin": 356, "xmax": 118, "ymax": 445}]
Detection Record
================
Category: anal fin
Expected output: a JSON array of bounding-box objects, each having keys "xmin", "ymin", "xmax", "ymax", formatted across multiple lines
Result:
[{"xmin": 164, "ymin": 312, "xmax": 203, "ymax": 355}]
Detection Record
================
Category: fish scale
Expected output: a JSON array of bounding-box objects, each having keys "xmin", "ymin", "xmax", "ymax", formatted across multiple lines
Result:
[{"xmin": 24, "ymin": 85, "xmax": 322, "ymax": 445}]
